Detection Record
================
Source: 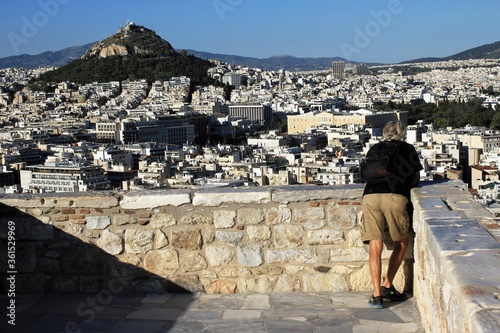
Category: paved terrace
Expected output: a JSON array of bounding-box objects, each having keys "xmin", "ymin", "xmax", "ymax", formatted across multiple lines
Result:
[{"xmin": 0, "ymin": 180, "xmax": 499, "ymax": 332}]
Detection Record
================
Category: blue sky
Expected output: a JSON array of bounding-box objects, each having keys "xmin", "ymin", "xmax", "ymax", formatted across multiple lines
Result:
[{"xmin": 1, "ymin": 0, "xmax": 500, "ymax": 64}]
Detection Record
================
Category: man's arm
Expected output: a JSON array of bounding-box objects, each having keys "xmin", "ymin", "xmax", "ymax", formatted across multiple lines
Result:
[{"xmin": 412, "ymin": 171, "xmax": 420, "ymax": 187}]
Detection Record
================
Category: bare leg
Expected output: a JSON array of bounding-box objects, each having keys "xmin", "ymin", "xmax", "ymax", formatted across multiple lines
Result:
[
  {"xmin": 383, "ymin": 236, "xmax": 409, "ymax": 288},
  {"xmin": 368, "ymin": 239, "xmax": 384, "ymax": 296}
]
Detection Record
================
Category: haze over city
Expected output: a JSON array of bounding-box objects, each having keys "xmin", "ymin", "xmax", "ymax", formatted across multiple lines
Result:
[{"xmin": 2, "ymin": 0, "xmax": 500, "ymax": 63}]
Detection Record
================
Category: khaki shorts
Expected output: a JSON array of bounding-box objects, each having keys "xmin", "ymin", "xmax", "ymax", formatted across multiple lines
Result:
[{"xmin": 361, "ymin": 193, "xmax": 410, "ymax": 243}]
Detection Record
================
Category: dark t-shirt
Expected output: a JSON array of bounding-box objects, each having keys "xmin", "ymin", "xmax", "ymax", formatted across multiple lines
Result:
[{"xmin": 362, "ymin": 140, "xmax": 423, "ymax": 200}]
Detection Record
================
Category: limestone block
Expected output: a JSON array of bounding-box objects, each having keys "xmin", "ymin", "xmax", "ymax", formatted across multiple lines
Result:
[
  {"xmin": 215, "ymin": 230, "xmax": 243, "ymax": 245},
  {"xmin": 267, "ymin": 249, "xmax": 317, "ymax": 264},
  {"xmin": 219, "ymin": 267, "xmax": 252, "ymax": 278},
  {"xmin": 265, "ymin": 206, "xmax": 292, "ymax": 225},
  {"xmin": 180, "ymin": 252, "xmax": 207, "ymax": 272},
  {"xmin": 443, "ymin": 250, "xmax": 500, "ymax": 312},
  {"xmin": 330, "ymin": 248, "xmax": 368, "ymax": 262},
  {"xmin": 205, "ymin": 245, "xmax": 235, "ymax": 266},
  {"xmin": 445, "ymin": 195, "xmax": 485, "ymax": 212},
  {"xmin": 329, "ymin": 265, "xmax": 353, "ymax": 275},
  {"xmin": 302, "ymin": 219, "xmax": 326, "ymax": 230},
  {"xmin": 193, "ymin": 188, "xmax": 271, "ymax": 206},
  {"xmin": 294, "ymin": 207, "xmax": 325, "ymax": 224},
  {"xmin": 327, "ymin": 205, "xmax": 358, "ymax": 229},
  {"xmin": 2, "ymin": 193, "xmax": 117, "ymax": 209},
  {"xmin": 237, "ymin": 208, "xmax": 264, "ymax": 225},
  {"xmin": 143, "ymin": 249, "xmax": 179, "ymax": 277},
  {"xmin": 274, "ymin": 275, "xmax": 301, "ymax": 292},
  {"xmin": 202, "ymin": 229, "xmax": 215, "ymax": 244},
  {"xmin": 154, "ymin": 230, "xmax": 169, "ymax": 249},
  {"xmin": 124, "ymin": 229, "xmax": 154, "ymax": 254},
  {"xmin": 274, "ymin": 225, "xmax": 304, "ymax": 248},
  {"xmin": 97, "ymin": 230, "xmax": 123, "ymax": 255},
  {"xmin": 206, "ymin": 280, "xmax": 237, "ymax": 294},
  {"xmin": 202, "ymin": 269, "xmax": 218, "ymax": 279},
  {"xmin": 303, "ymin": 273, "xmax": 349, "ymax": 292},
  {"xmin": 237, "ymin": 244, "xmax": 263, "ymax": 267},
  {"xmin": 120, "ymin": 190, "xmax": 191, "ymax": 209},
  {"xmin": 27, "ymin": 208, "xmax": 44, "ymax": 217},
  {"xmin": 347, "ymin": 229, "xmax": 363, "ymax": 247},
  {"xmin": 112, "ymin": 214, "xmax": 137, "ymax": 226},
  {"xmin": 150, "ymin": 213, "xmax": 177, "ymax": 228},
  {"xmin": 170, "ymin": 275, "xmax": 204, "ymax": 293},
  {"xmin": 213, "ymin": 210, "xmax": 236, "ymax": 229},
  {"xmin": 307, "ymin": 229, "xmax": 344, "ymax": 245},
  {"xmin": 253, "ymin": 266, "xmax": 283, "ymax": 276},
  {"xmin": 85, "ymin": 216, "xmax": 111, "ymax": 230},
  {"xmin": 62, "ymin": 222, "xmax": 84, "ymax": 238},
  {"xmin": 284, "ymin": 265, "xmax": 307, "ymax": 274},
  {"xmin": 246, "ymin": 226, "xmax": 271, "ymax": 241},
  {"xmin": 237, "ymin": 277, "xmax": 272, "ymax": 293},
  {"xmin": 39, "ymin": 216, "xmax": 52, "ymax": 224},
  {"xmin": 272, "ymin": 185, "xmax": 363, "ymax": 203},
  {"xmin": 180, "ymin": 213, "xmax": 213, "ymax": 225},
  {"xmin": 349, "ymin": 265, "xmax": 372, "ymax": 291},
  {"xmin": 109, "ymin": 254, "xmax": 143, "ymax": 277},
  {"xmin": 171, "ymin": 229, "xmax": 202, "ymax": 250}
]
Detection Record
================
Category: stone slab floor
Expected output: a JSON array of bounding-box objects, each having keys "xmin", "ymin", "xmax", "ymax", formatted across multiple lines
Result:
[{"xmin": 1, "ymin": 292, "xmax": 424, "ymax": 333}]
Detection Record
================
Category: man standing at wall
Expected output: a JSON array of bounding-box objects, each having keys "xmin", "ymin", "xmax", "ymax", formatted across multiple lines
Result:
[{"xmin": 361, "ymin": 121, "xmax": 423, "ymax": 309}]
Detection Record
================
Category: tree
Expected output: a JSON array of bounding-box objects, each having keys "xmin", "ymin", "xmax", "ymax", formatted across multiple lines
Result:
[
  {"xmin": 97, "ymin": 96, "xmax": 109, "ymax": 107},
  {"xmin": 490, "ymin": 111, "xmax": 500, "ymax": 130}
]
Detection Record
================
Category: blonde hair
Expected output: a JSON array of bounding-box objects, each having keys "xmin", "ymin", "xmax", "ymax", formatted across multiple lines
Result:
[{"xmin": 382, "ymin": 121, "xmax": 406, "ymax": 141}]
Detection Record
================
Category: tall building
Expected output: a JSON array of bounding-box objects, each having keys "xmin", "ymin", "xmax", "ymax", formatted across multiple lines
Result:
[
  {"xmin": 287, "ymin": 109, "xmax": 407, "ymax": 134},
  {"xmin": 332, "ymin": 61, "xmax": 345, "ymax": 80},
  {"xmin": 20, "ymin": 158, "xmax": 110, "ymax": 193},
  {"xmin": 353, "ymin": 64, "xmax": 370, "ymax": 75},
  {"xmin": 228, "ymin": 103, "xmax": 273, "ymax": 129},
  {"xmin": 97, "ymin": 117, "xmax": 196, "ymax": 145},
  {"xmin": 222, "ymin": 72, "xmax": 244, "ymax": 88}
]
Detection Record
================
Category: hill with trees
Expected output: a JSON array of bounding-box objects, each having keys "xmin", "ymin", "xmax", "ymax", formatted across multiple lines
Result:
[{"xmin": 32, "ymin": 23, "xmax": 216, "ymax": 86}]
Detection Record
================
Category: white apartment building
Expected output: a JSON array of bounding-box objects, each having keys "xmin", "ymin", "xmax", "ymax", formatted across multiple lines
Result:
[
  {"xmin": 228, "ymin": 103, "xmax": 273, "ymax": 128},
  {"xmin": 223, "ymin": 72, "xmax": 244, "ymax": 88},
  {"xmin": 20, "ymin": 158, "xmax": 110, "ymax": 193}
]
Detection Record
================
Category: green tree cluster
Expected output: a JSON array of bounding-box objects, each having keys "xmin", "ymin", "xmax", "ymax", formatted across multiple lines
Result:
[
  {"xmin": 376, "ymin": 98, "xmax": 499, "ymax": 129},
  {"xmin": 32, "ymin": 53, "xmax": 216, "ymax": 87}
]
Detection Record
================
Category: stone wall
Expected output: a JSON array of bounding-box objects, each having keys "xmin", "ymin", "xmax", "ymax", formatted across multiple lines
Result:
[
  {"xmin": 0, "ymin": 185, "xmax": 412, "ymax": 295},
  {"xmin": 412, "ymin": 180, "xmax": 500, "ymax": 333}
]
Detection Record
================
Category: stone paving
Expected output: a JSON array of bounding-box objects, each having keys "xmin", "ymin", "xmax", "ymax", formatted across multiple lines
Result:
[{"xmin": 2, "ymin": 292, "xmax": 424, "ymax": 333}]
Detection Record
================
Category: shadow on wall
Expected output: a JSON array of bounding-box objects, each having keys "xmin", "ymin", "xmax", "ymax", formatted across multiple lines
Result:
[{"xmin": 0, "ymin": 202, "xmax": 194, "ymax": 332}]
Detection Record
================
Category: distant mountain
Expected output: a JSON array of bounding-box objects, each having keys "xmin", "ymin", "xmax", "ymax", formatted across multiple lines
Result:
[
  {"xmin": 33, "ymin": 23, "xmax": 215, "ymax": 85},
  {"xmin": 0, "ymin": 43, "xmax": 94, "ymax": 69},
  {"xmin": 404, "ymin": 40, "xmax": 500, "ymax": 63},
  {"xmin": 182, "ymin": 50, "xmax": 350, "ymax": 71},
  {"xmin": 2, "ymin": 32, "xmax": 500, "ymax": 71}
]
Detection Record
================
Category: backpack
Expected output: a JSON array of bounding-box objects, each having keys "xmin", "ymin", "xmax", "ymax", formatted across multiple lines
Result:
[{"xmin": 360, "ymin": 141, "xmax": 401, "ymax": 183}]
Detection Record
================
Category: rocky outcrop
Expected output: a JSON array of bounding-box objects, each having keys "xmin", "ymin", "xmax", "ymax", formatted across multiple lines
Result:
[{"xmin": 82, "ymin": 22, "xmax": 176, "ymax": 59}]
